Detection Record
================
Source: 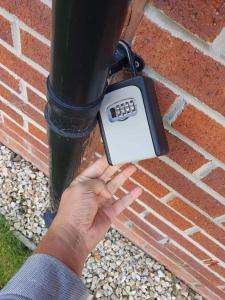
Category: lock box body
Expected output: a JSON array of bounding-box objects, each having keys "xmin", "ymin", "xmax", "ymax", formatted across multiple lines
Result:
[{"xmin": 98, "ymin": 76, "xmax": 168, "ymax": 165}]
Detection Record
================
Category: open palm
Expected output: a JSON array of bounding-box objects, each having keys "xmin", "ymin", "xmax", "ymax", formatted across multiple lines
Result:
[{"xmin": 57, "ymin": 155, "xmax": 142, "ymax": 253}]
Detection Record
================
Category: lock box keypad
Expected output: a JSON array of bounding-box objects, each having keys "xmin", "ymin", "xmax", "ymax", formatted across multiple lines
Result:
[{"xmin": 107, "ymin": 98, "xmax": 137, "ymax": 122}]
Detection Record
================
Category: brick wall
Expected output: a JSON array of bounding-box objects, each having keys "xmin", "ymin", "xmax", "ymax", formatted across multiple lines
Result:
[{"xmin": 0, "ymin": 1, "xmax": 225, "ymax": 299}]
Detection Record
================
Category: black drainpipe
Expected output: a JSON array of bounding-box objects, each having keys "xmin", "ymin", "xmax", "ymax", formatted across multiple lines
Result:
[{"xmin": 44, "ymin": 0, "xmax": 130, "ymax": 223}]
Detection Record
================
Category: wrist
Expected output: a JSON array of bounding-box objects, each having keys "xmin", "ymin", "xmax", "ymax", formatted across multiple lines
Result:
[{"xmin": 35, "ymin": 221, "xmax": 88, "ymax": 276}]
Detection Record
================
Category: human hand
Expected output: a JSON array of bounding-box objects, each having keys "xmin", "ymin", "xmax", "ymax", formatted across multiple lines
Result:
[{"xmin": 35, "ymin": 156, "xmax": 142, "ymax": 275}]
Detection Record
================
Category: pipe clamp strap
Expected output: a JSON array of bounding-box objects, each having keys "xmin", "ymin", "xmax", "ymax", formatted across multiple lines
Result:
[
  {"xmin": 45, "ymin": 105, "xmax": 97, "ymax": 138},
  {"xmin": 46, "ymin": 77, "xmax": 103, "ymax": 113},
  {"xmin": 45, "ymin": 77, "xmax": 102, "ymax": 138}
]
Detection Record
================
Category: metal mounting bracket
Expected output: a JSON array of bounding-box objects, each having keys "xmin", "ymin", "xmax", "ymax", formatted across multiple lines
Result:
[{"xmin": 109, "ymin": 41, "xmax": 145, "ymax": 76}]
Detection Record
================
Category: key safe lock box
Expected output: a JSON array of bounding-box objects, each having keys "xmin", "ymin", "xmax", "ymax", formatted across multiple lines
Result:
[{"xmin": 99, "ymin": 41, "xmax": 169, "ymax": 165}]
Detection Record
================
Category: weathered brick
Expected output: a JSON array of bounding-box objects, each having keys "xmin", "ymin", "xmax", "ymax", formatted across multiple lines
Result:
[
  {"xmin": 154, "ymin": 81, "xmax": 176, "ymax": 115},
  {"xmin": 21, "ymin": 30, "xmax": 50, "ymax": 70},
  {"xmin": 168, "ymin": 198, "xmax": 225, "ymax": 246},
  {"xmin": 0, "ymin": 118, "xmax": 27, "ymax": 148},
  {"xmin": 114, "ymin": 212, "xmax": 186, "ymax": 265},
  {"xmin": 0, "ymin": 128, "xmax": 48, "ymax": 175},
  {"xmin": 0, "ymin": 100, "xmax": 24, "ymax": 126},
  {"xmin": 150, "ymin": 0, "xmax": 225, "ymax": 42},
  {"xmin": 125, "ymin": 179, "xmax": 192, "ymax": 230},
  {"xmin": 0, "ymin": 15, "xmax": 13, "ymax": 45},
  {"xmin": 0, "ymin": 45, "xmax": 46, "ymax": 93},
  {"xmin": 123, "ymin": 209, "xmax": 164, "ymax": 241},
  {"xmin": 121, "ymin": 212, "xmax": 190, "ymax": 266},
  {"xmin": 28, "ymin": 123, "xmax": 48, "ymax": 145},
  {"xmin": 173, "ymin": 105, "xmax": 225, "ymax": 164},
  {"xmin": 114, "ymin": 213, "xmax": 225, "ymax": 299},
  {"xmin": 203, "ymin": 168, "xmax": 225, "ymax": 198},
  {"xmin": 115, "ymin": 188, "xmax": 145, "ymax": 213},
  {"xmin": 210, "ymin": 264, "xmax": 225, "ymax": 279},
  {"xmin": 166, "ymin": 243, "xmax": 225, "ymax": 288},
  {"xmin": 130, "ymin": 201, "xmax": 145, "ymax": 214},
  {"xmin": 140, "ymin": 192, "xmax": 193, "ymax": 231},
  {"xmin": 131, "ymin": 168, "xmax": 169, "ymax": 198},
  {"xmin": 134, "ymin": 19, "xmax": 225, "ymax": 116},
  {"xmin": 0, "ymin": 66, "xmax": 20, "ymax": 92},
  {"xmin": 190, "ymin": 231, "xmax": 225, "ymax": 262},
  {"xmin": 166, "ymin": 132, "xmax": 208, "ymax": 172},
  {"xmin": 145, "ymin": 213, "xmax": 210, "ymax": 260},
  {"xmin": 140, "ymin": 158, "xmax": 225, "ymax": 218},
  {"xmin": 3, "ymin": 116, "xmax": 48, "ymax": 157},
  {"xmin": 0, "ymin": 84, "xmax": 46, "ymax": 128},
  {"xmin": 0, "ymin": 0, "xmax": 51, "ymax": 39},
  {"xmin": 30, "ymin": 145, "xmax": 48, "ymax": 166},
  {"xmin": 27, "ymin": 88, "xmax": 46, "ymax": 112}
]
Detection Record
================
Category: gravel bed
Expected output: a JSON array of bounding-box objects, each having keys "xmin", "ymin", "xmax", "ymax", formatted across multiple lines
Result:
[{"xmin": 0, "ymin": 144, "xmax": 203, "ymax": 299}]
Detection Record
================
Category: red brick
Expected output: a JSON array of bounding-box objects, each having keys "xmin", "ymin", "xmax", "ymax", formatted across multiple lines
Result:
[
  {"xmin": 140, "ymin": 158, "xmax": 225, "ymax": 217},
  {"xmin": 125, "ymin": 217, "xmax": 188, "ymax": 266},
  {"xmin": 0, "ymin": 128, "xmax": 48, "ymax": 175},
  {"xmin": 0, "ymin": 84, "xmax": 46, "ymax": 128},
  {"xmin": 3, "ymin": 116, "xmax": 48, "ymax": 157},
  {"xmin": 115, "ymin": 188, "xmax": 145, "ymax": 213},
  {"xmin": 0, "ymin": 66, "xmax": 20, "ymax": 92},
  {"xmin": 134, "ymin": 19, "xmax": 225, "ymax": 116},
  {"xmin": 123, "ymin": 209, "xmax": 164, "ymax": 241},
  {"xmin": 131, "ymin": 168, "xmax": 169, "ymax": 198},
  {"xmin": 21, "ymin": 30, "xmax": 50, "ymax": 70},
  {"xmin": 154, "ymin": 81, "xmax": 176, "ymax": 115},
  {"xmin": 166, "ymin": 132, "xmax": 208, "ymax": 172},
  {"xmin": 166, "ymin": 243, "xmax": 225, "ymax": 288},
  {"xmin": 28, "ymin": 123, "xmax": 48, "ymax": 145},
  {"xmin": 141, "ymin": 193, "xmax": 193, "ymax": 231},
  {"xmin": 30, "ymin": 145, "xmax": 48, "ymax": 166},
  {"xmin": 145, "ymin": 213, "xmax": 210, "ymax": 260},
  {"xmin": 210, "ymin": 264, "xmax": 225, "ymax": 279},
  {"xmin": 95, "ymin": 142, "xmax": 105, "ymax": 156},
  {"xmin": 114, "ymin": 214, "xmax": 225, "ymax": 299},
  {"xmin": 0, "ymin": 44, "xmax": 46, "ymax": 93},
  {"xmin": 125, "ymin": 180, "xmax": 192, "ymax": 230},
  {"xmin": 114, "ymin": 212, "xmax": 187, "ymax": 266},
  {"xmin": 130, "ymin": 201, "xmax": 145, "ymax": 214},
  {"xmin": 0, "ymin": 15, "xmax": 13, "ymax": 45},
  {"xmin": 190, "ymin": 232, "xmax": 225, "ymax": 262},
  {"xmin": 131, "ymin": 224, "xmax": 186, "ymax": 265},
  {"xmin": 173, "ymin": 105, "xmax": 225, "ymax": 164},
  {"xmin": 0, "ymin": 118, "xmax": 27, "ymax": 149},
  {"xmin": 150, "ymin": 0, "xmax": 225, "ymax": 42},
  {"xmin": 168, "ymin": 198, "xmax": 225, "ymax": 246},
  {"xmin": 203, "ymin": 168, "xmax": 225, "ymax": 198},
  {"xmin": 27, "ymin": 88, "xmax": 46, "ymax": 112},
  {"xmin": 0, "ymin": 100, "xmax": 24, "ymax": 126},
  {"xmin": 0, "ymin": 0, "xmax": 51, "ymax": 39}
]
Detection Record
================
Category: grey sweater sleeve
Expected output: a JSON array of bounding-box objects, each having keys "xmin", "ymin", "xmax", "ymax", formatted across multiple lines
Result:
[{"xmin": 0, "ymin": 254, "xmax": 89, "ymax": 300}]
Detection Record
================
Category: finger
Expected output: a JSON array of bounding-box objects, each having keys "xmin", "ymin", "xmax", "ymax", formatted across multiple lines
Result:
[
  {"xmin": 79, "ymin": 156, "xmax": 109, "ymax": 179},
  {"xmin": 99, "ymin": 164, "xmax": 121, "ymax": 182},
  {"xmin": 111, "ymin": 187, "xmax": 142, "ymax": 217},
  {"xmin": 107, "ymin": 165, "xmax": 136, "ymax": 194}
]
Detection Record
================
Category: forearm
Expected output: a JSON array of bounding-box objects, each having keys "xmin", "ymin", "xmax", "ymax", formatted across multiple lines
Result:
[{"xmin": 34, "ymin": 220, "xmax": 88, "ymax": 276}]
